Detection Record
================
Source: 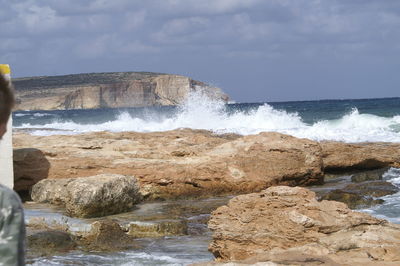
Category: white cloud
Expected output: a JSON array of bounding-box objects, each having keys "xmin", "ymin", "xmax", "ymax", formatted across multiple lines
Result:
[
  {"xmin": 0, "ymin": 0, "xmax": 399, "ymax": 85},
  {"xmin": 12, "ymin": 2, "xmax": 68, "ymax": 34}
]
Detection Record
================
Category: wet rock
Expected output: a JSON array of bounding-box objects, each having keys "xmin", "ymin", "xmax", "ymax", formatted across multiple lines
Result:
[
  {"xmin": 127, "ymin": 220, "xmax": 188, "ymax": 238},
  {"xmin": 320, "ymin": 180, "xmax": 399, "ymax": 209},
  {"xmin": 208, "ymin": 186, "xmax": 400, "ymax": 264},
  {"xmin": 31, "ymin": 174, "xmax": 141, "ymax": 218},
  {"xmin": 80, "ymin": 220, "xmax": 138, "ymax": 251},
  {"xmin": 344, "ymin": 180, "xmax": 399, "ymax": 197},
  {"xmin": 351, "ymin": 168, "xmax": 389, "ymax": 182},
  {"xmin": 27, "ymin": 230, "xmax": 76, "ymax": 256},
  {"xmin": 320, "ymin": 190, "xmax": 384, "ymax": 209}
]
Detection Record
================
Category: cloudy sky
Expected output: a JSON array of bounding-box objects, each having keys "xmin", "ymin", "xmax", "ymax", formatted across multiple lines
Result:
[{"xmin": 1, "ymin": 0, "xmax": 399, "ymax": 102}]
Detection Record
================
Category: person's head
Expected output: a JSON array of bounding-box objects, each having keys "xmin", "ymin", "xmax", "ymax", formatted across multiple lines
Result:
[{"xmin": 0, "ymin": 73, "xmax": 14, "ymax": 139}]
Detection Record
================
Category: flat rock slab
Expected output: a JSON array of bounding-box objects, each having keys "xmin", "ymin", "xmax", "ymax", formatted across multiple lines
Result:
[
  {"xmin": 321, "ymin": 142, "xmax": 400, "ymax": 172},
  {"xmin": 31, "ymin": 174, "xmax": 141, "ymax": 218},
  {"xmin": 14, "ymin": 130, "xmax": 323, "ymax": 199},
  {"xmin": 126, "ymin": 220, "xmax": 188, "ymax": 238},
  {"xmin": 14, "ymin": 129, "xmax": 400, "ymax": 200}
]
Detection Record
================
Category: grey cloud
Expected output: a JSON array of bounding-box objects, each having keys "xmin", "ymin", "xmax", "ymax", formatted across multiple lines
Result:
[{"xmin": 0, "ymin": 0, "xmax": 399, "ymax": 101}]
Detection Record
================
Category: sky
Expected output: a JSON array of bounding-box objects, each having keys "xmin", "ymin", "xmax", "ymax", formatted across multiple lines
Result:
[{"xmin": 0, "ymin": 0, "xmax": 399, "ymax": 102}]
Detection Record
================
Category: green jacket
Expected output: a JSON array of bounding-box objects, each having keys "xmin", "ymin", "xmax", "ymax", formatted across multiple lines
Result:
[{"xmin": 0, "ymin": 185, "xmax": 25, "ymax": 266}]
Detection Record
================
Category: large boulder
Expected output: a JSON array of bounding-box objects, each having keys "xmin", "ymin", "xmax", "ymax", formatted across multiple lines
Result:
[
  {"xmin": 13, "ymin": 148, "xmax": 50, "ymax": 192},
  {"xmin": 31, "ymin": 174, "xmax": 141, "ymax": 218},
  {"xmin": 207, "ymin": 186, "xmax": 400, "ymax": 264}
]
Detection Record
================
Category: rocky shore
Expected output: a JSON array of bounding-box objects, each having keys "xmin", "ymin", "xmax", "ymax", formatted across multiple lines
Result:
[
  {"xmin": 202, "ymin": 186, "xmax": 400, "ymax": 265},
  {"xmin": 13, "ymin": 129, "xmax": 400, "ymax": 264},
  {"xmin": 14, "ymin": 129, "xmax": 400, "ymax": 201}
]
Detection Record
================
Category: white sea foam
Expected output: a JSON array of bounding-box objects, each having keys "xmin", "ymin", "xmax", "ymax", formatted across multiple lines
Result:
[
  {"xmin": 384, "ymin": 168, "xmax": 400, "ymax": 187},
  {"xmin": 15, "ymin": 113, "xmax": 29, "ymax": 117},
  {"xmin": 33, "ymin": 112, "xmax": 52, "ymax": 117},
  {"xmin": 15, "ymin": 112, "xmax": 52, "ymax": 117},
  {"xmin": 15, "ymin": 91, "xmax": 400, "ymax": 143}
]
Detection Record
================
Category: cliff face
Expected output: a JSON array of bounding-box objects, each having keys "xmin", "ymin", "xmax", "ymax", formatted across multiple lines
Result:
[{"xmin": 13, "ymin": 72, "xmax": 229, "ymax": 110}]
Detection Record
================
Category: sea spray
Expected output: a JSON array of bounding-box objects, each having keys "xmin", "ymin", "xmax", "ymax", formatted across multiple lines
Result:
[{"xmin": 13, "ymin": 92, "xmax": 400, "ymax": 143}]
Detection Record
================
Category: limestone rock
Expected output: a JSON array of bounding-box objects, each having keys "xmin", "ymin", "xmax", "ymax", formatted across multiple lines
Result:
[
  {"xmin": 16, "ymin": 130, "xmax": 323, "ymax": 200},
  {"xmin": 13, "ymin": 72, "xmax": 228, "ymax": 110},
  {"xmin": 30, "ymin": 178, "xmax": 71, "ymax": 205},
  {"xmin": 31, "ymin": 174, "xmax": 141, "ymax": 218},
  {"xmin": 13, "ymin": 148, "xmax": 50, "ymax": 192},
  {"xmin": 14, "ymin": 130, "xmax": 400, "ymax": 200},
  {"xmin": 127, "ymin": 220, "xmax": 188, "ymax": 238},
  {"xmin": 320, "ymin": 180, "xmax": 399, "ymax": 209},
  {"xmin": 27, "ymin": 230, "xmax": 76, "ymax": 257},
  {"xmin": 321, "ymin": 142, "xmax": 400, "ymax": 172},
  {"xmin": 80, "ymin": 220, "xmax": 138, "ymax": 251},
  {"xmin": 351, "ymin": 167, "xmax": 389, "ymax": 182},
  {"xmin": 320, "ymin": 189, "xmax": 384, "ymax": 209},
  {"xmin": 208, "ymin": 186, "xmax": 400, "ymax": 264}
]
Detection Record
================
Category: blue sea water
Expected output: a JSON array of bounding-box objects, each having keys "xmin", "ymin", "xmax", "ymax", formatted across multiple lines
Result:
[
  {"xmin": 13, "ymin": 93, "xmax": 400, "ymax": 143},
  {"xmin": 15, "ymin": 93, "xmax": 400, "ymax": 265}
]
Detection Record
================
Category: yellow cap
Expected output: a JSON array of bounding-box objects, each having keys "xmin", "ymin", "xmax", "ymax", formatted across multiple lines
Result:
[{"xmin": 0, "ymin": 64, "xmax": 11, "ymax": 75}]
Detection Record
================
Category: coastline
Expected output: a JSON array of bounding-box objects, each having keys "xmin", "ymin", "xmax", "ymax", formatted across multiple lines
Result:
[{"xmin": 14, "ymin": 128, "xmax": 400, "ymax": 264}]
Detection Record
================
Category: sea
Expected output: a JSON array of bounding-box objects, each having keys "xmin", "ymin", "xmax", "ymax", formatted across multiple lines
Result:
[
  {"xmin": 14, "ymin": 92, "xmax": 400, "ymax": 143},
  {"xmin": 15, "ymin": 92, "xmax": 400, "ymax": 265}
]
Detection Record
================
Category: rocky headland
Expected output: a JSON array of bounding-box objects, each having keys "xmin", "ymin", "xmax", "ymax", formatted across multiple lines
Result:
[{"xmin": 13, "ymin": 72, "xmax": 228, "ymax": 110}]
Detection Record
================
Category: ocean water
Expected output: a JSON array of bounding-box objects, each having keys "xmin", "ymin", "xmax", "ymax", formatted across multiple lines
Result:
[
  {"xmin": 16, "ymin": 93, "xmax": 400, "ymax": 265},
  {"xmin": 360, "ymin": 167, "xmax": 400, "ymax": 224},
  {"xmin": 13, "ymin": 92, "xmax": 400, "ymax": 143}
]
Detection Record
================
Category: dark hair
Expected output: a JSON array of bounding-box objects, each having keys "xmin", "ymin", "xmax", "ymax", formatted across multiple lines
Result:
[{"xmin": 0, "ymin": 74, "xmax": 15, "ymax": 124}]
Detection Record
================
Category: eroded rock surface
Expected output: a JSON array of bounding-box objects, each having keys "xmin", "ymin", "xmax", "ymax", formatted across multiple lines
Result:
[
  {"xmin": 15, "ymin": 130, "xmax": 323, "ymax": 200},
  {"xmin": 31, "ymin": 174, "xmax": 141, "ymax": 218},
  {"xmin": 80, "ymin": 220, "xmax": 138, "ymax": 251},
  {"xmin": 207, "ymin": 186, "xmax": 400, "ymax": 264},
  {"xmin": 321, "ymin": 142, "xmax": 400, "ymax": 172},
  {"xmin": 14, "ymin": 130, "xmax": 400, "ymax": 200},
  {"xmin": 127, "ymin": 220, "xmax": 188, "ymax": 238}
]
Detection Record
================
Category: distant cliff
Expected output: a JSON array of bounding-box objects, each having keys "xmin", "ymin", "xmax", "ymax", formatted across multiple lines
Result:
[{"xmin": 12, "ymin": 72, "xmax": 229, "ymax": 111}]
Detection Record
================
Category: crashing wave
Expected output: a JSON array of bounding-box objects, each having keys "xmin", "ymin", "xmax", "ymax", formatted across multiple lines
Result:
[{"xmin": 14, "ymin": 91, "xmax": 400, "ymax": 143}]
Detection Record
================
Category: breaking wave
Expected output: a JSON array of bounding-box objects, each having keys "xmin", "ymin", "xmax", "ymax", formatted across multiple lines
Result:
[{"xmin": 14, "ymin": 91, "xmax": 400, "ymax": 143}]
